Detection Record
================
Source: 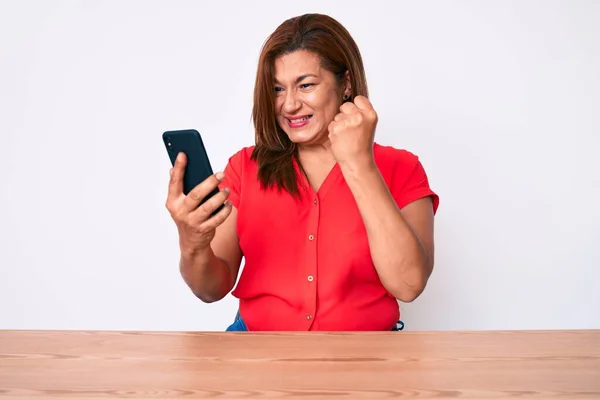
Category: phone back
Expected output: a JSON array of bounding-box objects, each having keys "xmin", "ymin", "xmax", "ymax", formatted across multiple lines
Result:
[{"xmin": 162, "ymin": 129, "xmax": 218, "ymax": 200}]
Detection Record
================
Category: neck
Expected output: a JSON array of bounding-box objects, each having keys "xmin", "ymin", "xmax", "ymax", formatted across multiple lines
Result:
[{"xmin": 298, "ymin": 139, "xmax": 335, "ymax": 163}]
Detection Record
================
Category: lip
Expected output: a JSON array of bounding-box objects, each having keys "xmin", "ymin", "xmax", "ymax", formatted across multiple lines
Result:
[
  {"xmin": 284, "ymin": 114, "xmax": 312, "ymax": 121},
  {"xmin": 285, "ymin": 115, "xmax": 312, "ymax": 128}
]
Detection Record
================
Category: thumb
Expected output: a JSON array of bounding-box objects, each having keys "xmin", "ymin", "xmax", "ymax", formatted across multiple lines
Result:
[{"xmin": 328, "ymin": 120, "xmax": 338, "ymax": 135}]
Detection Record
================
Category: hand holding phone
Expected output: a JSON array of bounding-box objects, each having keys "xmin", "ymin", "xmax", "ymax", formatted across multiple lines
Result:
[{"xmin": 163, "ymin": 129, "xmax": 232, "ymax": 252}]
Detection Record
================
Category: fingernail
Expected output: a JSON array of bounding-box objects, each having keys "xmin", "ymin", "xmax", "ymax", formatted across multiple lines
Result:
[
  {"xmin": 222, "ymin": 187, "xmax": 230, "ymax": 193},
  {"xmin": 216, "ymin": 171, "xmax": 225, "ymax": 180},
  {"xmin": 177, "ymin": 153, "xmax": 183, "ymax": 161}
]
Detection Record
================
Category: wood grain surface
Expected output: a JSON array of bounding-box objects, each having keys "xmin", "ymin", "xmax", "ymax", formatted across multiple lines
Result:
[{"xmin": 0, "ymin": 330, "xmax": 599, "ymax": 399}]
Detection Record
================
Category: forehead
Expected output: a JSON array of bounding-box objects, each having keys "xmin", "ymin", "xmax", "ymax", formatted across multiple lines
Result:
[{"xmin": 273, "ymin": 50, "xmax": 322, "ymax": 78}]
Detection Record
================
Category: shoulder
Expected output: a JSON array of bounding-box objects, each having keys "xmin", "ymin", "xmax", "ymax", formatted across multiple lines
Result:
[
  {"xmin": 220, "ymin": 145, "xmax": 257, "ymax": 179},
  {"xmin": 223, "ymin": 145, "xmax": 257, "ymax": 174},
  {"xmin": 373, "ymin": 143, "xmax": 439, "ymax": 213},
  {"xmin": 373, "ymin": 142, "xmax": 420, "ymax": 172},
  {"xmin": 227, "ymin": 145, "xmax": 256, "ymax": 165},
  {"xmin": 219, "ymin": 146, "xmax": 257, "ymax": 206}
]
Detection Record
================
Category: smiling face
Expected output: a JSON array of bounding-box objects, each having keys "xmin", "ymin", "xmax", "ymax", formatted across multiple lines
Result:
[{"xmin": 273, "ymin": 50, "xmax": 350, "ymax": 146}]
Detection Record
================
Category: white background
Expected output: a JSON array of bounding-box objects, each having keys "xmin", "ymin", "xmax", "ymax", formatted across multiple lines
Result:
[{"xmin": 1, "ymin": 0, "xmax": 599, "ymax": 331}]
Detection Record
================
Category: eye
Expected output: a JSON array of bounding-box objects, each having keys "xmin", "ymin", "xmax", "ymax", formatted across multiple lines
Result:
[
  {"xmin": 299, "ymin": 83, "xmax": 314, "ymax": 89},
  {"xmin": 274, "ymin": 86, "xmax": 284, "ymax": 93}
]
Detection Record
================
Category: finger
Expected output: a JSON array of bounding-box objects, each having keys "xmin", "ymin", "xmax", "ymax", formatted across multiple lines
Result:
[
  {"xmin": 167, "ymin": 152, "xmax": 186, "ymax": 202},
  {"xmin": 334, "ymin": 112, "xmax": 345, "ymax": 122},
  {"xmin": 195, "ymin": 201, "xmax": 234, "ymax": 232},
  {"xmin": 183, "ymin": 171, "xmax": 226, "ymax": 211},
  {"xmin": 339, "ymin": 101, "xmax": 357, "ymax": 115},
  {"xmin": 328, "ymin": 120, "xmax": 338, "ymax": 134},
  {"xmin": 190, "ymin": 186, "xmax": 231, "ymax": 220},
  {"xmin": 353, "ymin": 95, "xmax": 374, "ymax": 111}
]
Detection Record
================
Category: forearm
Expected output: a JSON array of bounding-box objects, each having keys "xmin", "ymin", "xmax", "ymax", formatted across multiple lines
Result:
[
  {"xmin": 341, "ymin": 160, "xmax": 431, "ymax": 302},
  {"xmin": 179, "ymin": 246, "xmax": 234, "ymax": 303}
]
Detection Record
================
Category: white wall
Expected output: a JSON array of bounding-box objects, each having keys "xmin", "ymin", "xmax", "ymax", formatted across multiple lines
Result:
[{"xmin": 1, "ymin": 0, "xmax": 598, "ymax": 331}]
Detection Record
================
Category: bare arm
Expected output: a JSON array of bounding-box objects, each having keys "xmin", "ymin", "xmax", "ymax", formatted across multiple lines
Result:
[
  {"xmin": 166, "ymin": 152, "xmax": 243, "ymax": 303},
  {"xmin": 328, "ymin": 95, "xmax": 435, "ymax": 302},
  {"xmin": 179, "ymin": 206, "xmax": 243, "ymax": 303},
  {"xmin": 342, "ymin": 161, "xmax": 435, "ymax": 302}
]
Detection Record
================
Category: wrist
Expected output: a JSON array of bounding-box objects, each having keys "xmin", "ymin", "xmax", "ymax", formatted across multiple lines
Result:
[
  {"xmin": 179, "ymin": 240, "xmax": 212, "ymax": 261},
  {"xmin": 339, "ymin": 155, "xmax": 378, "ymax": 181}
]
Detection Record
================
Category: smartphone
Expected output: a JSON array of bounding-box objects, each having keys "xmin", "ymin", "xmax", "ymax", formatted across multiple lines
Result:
[{"xmin": 162, "ymin": 129, "xmax": 224, "ymax": 214}]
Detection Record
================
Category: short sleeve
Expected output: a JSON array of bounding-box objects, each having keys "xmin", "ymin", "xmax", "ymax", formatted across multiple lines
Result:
[
  {"xmin": 218, "ymin": 149, "xmax": 245, "ymax": 208},
  {"xmin": 392, "ymin": 154, "xmax": 439, "ymax": 214}
]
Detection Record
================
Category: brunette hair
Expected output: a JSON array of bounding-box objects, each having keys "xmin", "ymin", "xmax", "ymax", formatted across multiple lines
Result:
[{"xmin": 251, "ymin": 13, "xmax": 369, "ymax": 196}]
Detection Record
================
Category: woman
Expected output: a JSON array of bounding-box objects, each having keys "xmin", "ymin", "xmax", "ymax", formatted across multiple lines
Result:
[{"xmin": 165, "ymin": 13, "xmax": 439, "ymax": 331}]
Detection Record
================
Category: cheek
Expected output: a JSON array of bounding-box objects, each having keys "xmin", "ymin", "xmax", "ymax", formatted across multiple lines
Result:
[
  {"xmin": 306, "ymin": 93, "xmax": 339, "ymax": 119},
  {"xmin": 274, "ymin": 96, "xmax": 284, "ymax": 115}
]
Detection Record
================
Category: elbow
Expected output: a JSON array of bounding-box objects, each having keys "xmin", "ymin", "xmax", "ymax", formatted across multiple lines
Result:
[
  {"xmin": 187, "ymin": 279, "xmax": 230, "ymax": 303},
  {"xmin": 193, "ymin": 290, "xmax": 224, "ymax": 304},
  {"xmin": 182, "ymin": 276, "xmax": 228, "ymax": 304},
  {"xmin": 383, "ymin": 244, "xmax": 434, "ymax": 302},
  {"xmin": 179, "ymin": 257, "xmax": 231, "ymax": 304},
  {"xmin": 395, "ymin": 287, "xmax": 424, "ymax": 303},
  {"xmin": 387, "ymin": 266, "xmax": 431, "ymax": 303},
  {"xmin": 390, "ymin": 283, "xmax": 425, "ymax": 303}
]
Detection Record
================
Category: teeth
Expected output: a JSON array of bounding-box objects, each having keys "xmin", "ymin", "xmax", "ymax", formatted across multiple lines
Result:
[{"xmin": 290, "ymin": 116, "xmax": 310, "ymax": 123}]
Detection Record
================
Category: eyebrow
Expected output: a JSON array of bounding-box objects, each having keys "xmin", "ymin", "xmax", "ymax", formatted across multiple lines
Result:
[{"xmin": 274, "ymin": 74, "xmax": 318, "ymax": 85}]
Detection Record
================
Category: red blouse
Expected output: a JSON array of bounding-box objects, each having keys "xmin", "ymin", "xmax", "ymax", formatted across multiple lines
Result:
[{"xmin": 219, "ymin": 143, "xmax": 439, "ymax": 331}]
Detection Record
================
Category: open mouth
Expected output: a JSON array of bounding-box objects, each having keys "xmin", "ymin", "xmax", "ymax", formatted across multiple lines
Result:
[{"xmin": 287, "ymin": 115, "xmax": 313, "ymax": 128}]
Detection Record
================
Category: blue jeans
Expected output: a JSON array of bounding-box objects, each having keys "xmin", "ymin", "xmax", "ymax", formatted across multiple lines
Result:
[
  {"xmin": 226, "ymin": 312, "xmax": 249, "ymax": 331},
  {"xmin": 225, "ymin": 312, "xmax": 404, "ymax": 331}
]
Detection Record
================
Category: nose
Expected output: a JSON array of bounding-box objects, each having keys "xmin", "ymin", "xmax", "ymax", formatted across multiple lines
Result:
[{"xmin": 283, "ymin": 90, "xmax": 301, "ymax": 114}]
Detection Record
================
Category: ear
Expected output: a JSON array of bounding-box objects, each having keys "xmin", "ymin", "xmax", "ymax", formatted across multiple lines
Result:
[
  {"xmin": 344, "ymin": 70, "xmax": 351, "ymax": 96},
  {"xmin": 342, "ymin": 70, "xmax": 352, "ymax": 100}
]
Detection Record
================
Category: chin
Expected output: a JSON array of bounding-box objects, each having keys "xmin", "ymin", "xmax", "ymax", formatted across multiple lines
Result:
[
  {"xmin": 279, "ymin": 119, "xmax": 324, "ymax": 145},
  {"xmin": 285, "ymin": 131, "xmax": 319, "ymax": 144}
]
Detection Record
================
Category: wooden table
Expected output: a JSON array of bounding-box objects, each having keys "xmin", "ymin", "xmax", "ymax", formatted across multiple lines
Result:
[{"xmin": 0, "ymin": 330, "xmax": 599, "ymax": 399}]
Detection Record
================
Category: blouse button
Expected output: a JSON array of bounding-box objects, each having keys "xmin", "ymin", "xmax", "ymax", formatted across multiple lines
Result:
[
  {"xmin": 307, "ymin": 275, "xmax": 314, "ymax": 282},
  {"xmin": 308, "ymin": 234, "xmax": 314, "ymax": 241}
]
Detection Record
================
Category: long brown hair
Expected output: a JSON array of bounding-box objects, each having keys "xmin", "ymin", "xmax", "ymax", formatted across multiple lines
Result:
[{"xmin": 251, "ymin": 13, "xmax": 369, "ymax": 197}]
